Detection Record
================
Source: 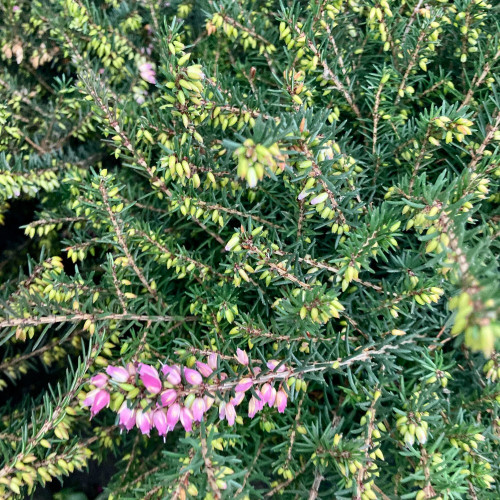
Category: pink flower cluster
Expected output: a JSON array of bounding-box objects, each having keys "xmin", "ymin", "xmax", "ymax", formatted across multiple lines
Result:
[{"xmin": 82, "ymin": 351, "xmax": 292, "ymax": 438}]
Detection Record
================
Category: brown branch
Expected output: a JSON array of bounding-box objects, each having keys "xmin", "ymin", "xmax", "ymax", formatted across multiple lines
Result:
[
  {"xmin": 459, "ymin": 49, "xmax": 500, "ymax": 109},
  {"xmin": 395, "ymin": 30, "xmax": 427, "ymax": 106},
  {"xmin": 264, "ymin": 462, "xmax": 308, "ymax": 497},
  {"xmin": 308, "ymin": 470, "xmax": 324, "ymax": 500},
  {"xmin": 200, "ymin": 434, "xmax": 221, "ymax": 499},
  {"xmin": 0, "ymin": 313, "xmax": 195, "ymax": 329},
  {"xmin": 99, "ymin": 181, "xmax": 158, "ymax": 299}
]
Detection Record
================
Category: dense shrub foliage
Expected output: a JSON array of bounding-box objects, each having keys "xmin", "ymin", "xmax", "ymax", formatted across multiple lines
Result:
[{"xmin": 0, "ymin": 0, "xmax": 499, "ymax": 498}]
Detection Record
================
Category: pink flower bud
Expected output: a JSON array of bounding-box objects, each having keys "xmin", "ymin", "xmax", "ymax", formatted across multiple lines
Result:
[
  {"xmin": 225, "ymin": 402, "xmax": 236, "ymax": 426},
  {"xmin": 162, "ymin": 364, "xmax": 181, "ymax": 385},
  {"xmin": 106, "ymin": 365, "xmax": 129, "ymax": 383},
  {"xmin": 235, "ymin": 377, "xmax": 253, "ymax": 392},
  {"xmin": 153, "ymin": 409, "xmax": 168, "ymax": 437},
  {"xmin": 90, "ymin": 389, "xmax": 110, "ymax": 417},
  {"xmin": 160, "ymin": 389, "xmax": 178, "ymax": 407},
  {"xmin": 267, "ymin": 360, "xmax": 286, "ymax": 372},
  {"xmin": 196, "ymin": 361, "xmax": 213, "ymax": 378},
  {"xmin": 207, "ymin": 353, "xmax": 218, "ymax": 370},
  {"xmin": 192, "ymin": 398, "xmax": 206, "ymax": 422},
  {"xmin": 138, "ymin": 364, "xmax": 162, "ymax": 394},
  {"xmin": 184, "ymin": 368, "xmax": 203, "ymax": 386},
  {"xmin": 91, "ymin": 373, "xmax": 108, "ymax": 388},
  {"xmin": 236, "ymin": 348, "xmax": 249, "ymax": 366},
  {"xmin": 180, "ymin": 406, "xmax": 194, "ymax": 431},
  {"xmin": 118, "ymin": 403, "xmax": 136, "ymax": 431},
  {"xmin": 276, "ymin": 389, "xmax": 288, "ymax": 413},
  {"xmin": 167, "ymin": 403, "xmax": 181, "ymax": 430},
  {"xmin": 127, "ymin": 363, "xmax": 137, "ymax": 376},
  {"xmin": 310, "ymin": 192, "xmax": 328, "ymax": 206},
  {"xmin": 136, "ymin": 409, "xmax": 153, "ymax": 435},
  {"xmin": 268, "ymin": 387, "xmax": 277, "ymax": 408}
]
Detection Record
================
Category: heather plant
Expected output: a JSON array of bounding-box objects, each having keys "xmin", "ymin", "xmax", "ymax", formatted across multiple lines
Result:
[{"xmin": 0, "ymin": 0, "xmax": 499, "ymax": 499}]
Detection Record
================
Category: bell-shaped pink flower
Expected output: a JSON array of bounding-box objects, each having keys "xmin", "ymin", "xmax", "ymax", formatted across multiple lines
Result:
[
  {"xmin": 207, "ymin": 353, "xmax": 218, "ymax": 370},
  {"xmin": 162, "ymin": 364, "xmax": 182, "ymax": 385},
  {"xmin": 139, "ymin": 62, "xmax": 156, "ymax": 84},
  {"xmin": 153, "ymin": 409, "xmax": 168, "ymax": 437},
  {"xmin": 90, "ymin": 389, "xmax": 110, "ymax": 417},
  {"xmin": 192, "ymin": 397, "xmax": 206, "ymax": 422},
  {"xmin": 196, "ymin": 361, "xmax": 213, "ymax": 378},
  {"xmin": 267, "ymin": 360, "xmax": 286, "ymax": 372},
  {"xmin": 83, "ymin": 388, "xmax": 100, "ymax": 408},
  {"xmin": 248, "ymin": 397, "xmax": 257, "ymax": 418},
  {"xmin": 219, "ymin": 402, "xmax": 226, "ymax": 420},
  {"xmin": 260, "ymin": 383, "xmax": 272, "ymax": 404},
  {"xmin": 106, "ymin": 365, "xmax": 130, "ymax": 383},
  {"xmin": 268, "ymin": 387, "xmax": 277, "ymax": 408},
  {"xmin": 136, "ymin": 409, "xmax": 153, "ymax": 435},
  {"xmin": 225, "ymin": 402, "xmax": 236, "ymax": 426},
  {"xmin": 184, "ymin": 368, "xmax": 203, "ymax": 386},
  {"xmin": 118, "ymin": 403, "xmax": 136, "ymax": 431},
  {"xmin": 91, "ymin": 373, "xmax": 108, "ymax": 388},
  {"xmin": 138, "ymin": 364, "xmax": 162, "ymax": 394},
  {"xmin": 204, "ymin": 394, "xmax": 215, "ymax": 411},
  {"xmin": 180, "ymin": 406, "xmax": 194, "ymax": 431},
  {"xmin": 276, "ymin": 389, "xmax": 288, "ymax": 413},
  {"xmin": 236, "ymin": 348, "xmax": 249, "ymax": 366},
  {"xmin": 235, "ymin": 377, "xmax": 253, "ymax": 392},
  {"xmin": 254, "ymin": 390, "xmax": 265, "ymax": 411},
  {"xmin": 167, "ymin": 403, "xmax": 181, "ymax": 430},
  {"xmin": 160, "ymin": 389, "xmax": 178, "ymax": 407},
  {"xmin": 230, "ymin": 391, "xmax": 245, "ymax": 407}
]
